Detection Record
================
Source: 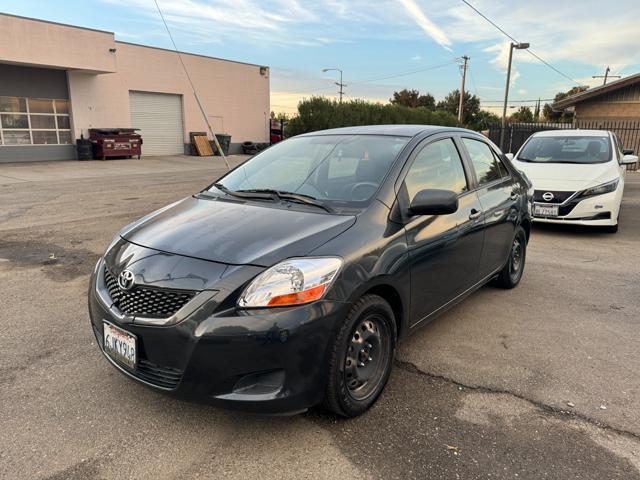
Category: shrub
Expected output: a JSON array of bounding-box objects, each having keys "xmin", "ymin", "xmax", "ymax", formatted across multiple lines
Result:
[{"xmin": 286, "ymin": 97, "xmax": 458, "ymax": 136}]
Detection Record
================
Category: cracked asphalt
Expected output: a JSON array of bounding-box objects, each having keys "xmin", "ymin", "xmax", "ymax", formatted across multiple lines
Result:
[{"xmin": 1, "ymin": 156, "xmax": 639, "ymax": 479}]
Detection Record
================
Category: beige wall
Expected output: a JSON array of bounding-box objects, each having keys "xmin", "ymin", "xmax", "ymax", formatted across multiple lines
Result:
[
  {"xmin": 575, "ymin": 100, "xmax": 640, "ymax": 121},
  {"xmin": 68, "ymin": 42, "xmax": 270, "ymax": 145},
  {"xmin": 0, "ymin": 14, "xmax": 116, "ymax": 73}
]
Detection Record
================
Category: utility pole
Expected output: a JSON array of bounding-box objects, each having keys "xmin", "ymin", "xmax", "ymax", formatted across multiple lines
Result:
[
  {"xmin": 322, "ymin": 68, "xmax": 346, "ymax": 103},
  {"xmin": 592, "ymin": 66, "xmax": 620, "ymax": 85},
  {"xmin": 458, "ymin": 56, "xmax": 469, "ymax": 124},
  {"xmin": 500, "ymin": 42, "xmax": 529, "ymax": 151}
]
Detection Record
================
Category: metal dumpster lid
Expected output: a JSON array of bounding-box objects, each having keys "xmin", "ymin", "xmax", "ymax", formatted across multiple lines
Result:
[{"xmin": 89, "ymin": 128, "xmax": 141, "ymax": 134}]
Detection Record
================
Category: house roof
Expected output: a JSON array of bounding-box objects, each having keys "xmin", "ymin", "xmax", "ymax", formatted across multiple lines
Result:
[{"xmin": 553, "ymin": 73, "xmax": 640, "ymax": 109}]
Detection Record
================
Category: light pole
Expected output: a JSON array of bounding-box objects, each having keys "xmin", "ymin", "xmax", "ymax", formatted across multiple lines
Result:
[
  {"xmin": 322, "ymin": 68, "xmax": 346, "ymax": 103},
  {"xmin": 500, "ymin": 42, "xmax": 529, "ymax": 152}
]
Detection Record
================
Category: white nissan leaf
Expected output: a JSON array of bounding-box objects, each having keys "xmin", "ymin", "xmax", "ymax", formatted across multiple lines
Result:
[{"xmin": 507, "ymin": 130, "xmax": 638, "ymax": 233}]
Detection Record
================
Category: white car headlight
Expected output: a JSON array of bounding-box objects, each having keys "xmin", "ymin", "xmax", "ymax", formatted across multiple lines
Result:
[
  {"xmin": 578, "ymin": 179, "xmax": 619, "ymax": 198},
  {"xmin": 238, "ymin": 257, "xmax": 343, "ymax": 308}
]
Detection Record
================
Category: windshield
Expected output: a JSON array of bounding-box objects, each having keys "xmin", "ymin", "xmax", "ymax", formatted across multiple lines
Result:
[
  {"xmin": 518, "ymin": 135, "xmax": 611, "ymax": 164},
  {"xmin": 211, "ymin": 134, "xmax": 410, "ymax": 208}
]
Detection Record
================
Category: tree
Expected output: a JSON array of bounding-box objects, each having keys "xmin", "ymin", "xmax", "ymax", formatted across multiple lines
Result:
[
  {"xmin": 509, "ymin": 106, "xmax": 534, "ymax": 123},
  {"xmin": 470, "ymin": 110, "xmax": 500, "ymax": 131},
  {"xmin": 390, "ymin": 89, "xmax": 436, "ymax": 110},
  {"xmin": 436, "ymin": 89, "xmax": 480, "ymax": 125},
  {"xmin": 542, "ymin": 86, "xmax": 588, "ymax": 122}
]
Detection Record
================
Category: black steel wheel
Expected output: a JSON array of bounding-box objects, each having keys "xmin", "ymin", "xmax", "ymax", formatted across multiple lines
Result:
[
  {"xmin": 495, "ymin": 226, "xmax": 527, "ymax": 289},
  {"xmin": 324, "ymin": 294, "xmax": 396, "ymax": 417}
]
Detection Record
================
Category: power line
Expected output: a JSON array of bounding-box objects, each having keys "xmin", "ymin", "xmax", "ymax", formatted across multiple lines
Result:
[
  {"xmin": 460, "ymin": 0, "xmax": 581, "ymax": 85},
  {"xmin": 272, "ymin": 60, "xmax": 458, "ymax": 96}
]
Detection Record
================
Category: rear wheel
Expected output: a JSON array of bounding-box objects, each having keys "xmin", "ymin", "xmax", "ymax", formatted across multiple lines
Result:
[
  {"xmin": 324, "ymin": 295, "xmax": 396, "ymax": 417},
  {"xmin": 495, "ymin": 226, "xmax": 527, "ymax": 289}
]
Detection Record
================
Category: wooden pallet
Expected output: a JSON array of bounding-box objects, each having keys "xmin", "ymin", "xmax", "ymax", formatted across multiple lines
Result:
[{"xmin": 192, "ymin": 135, "xmax": 213, "ymax": 156}]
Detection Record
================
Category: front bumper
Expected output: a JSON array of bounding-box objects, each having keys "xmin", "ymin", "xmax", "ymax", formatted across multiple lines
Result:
[
  {"xmin": 89, "ymin": 261, "xmax": 349, "ymax": 414},
  {"xmin": 532, "ymin": 189, "xmax": 620, "ymax": 226}
]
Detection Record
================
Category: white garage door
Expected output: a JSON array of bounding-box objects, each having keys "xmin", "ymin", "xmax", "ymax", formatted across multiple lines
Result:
[{"xmin": 129, "ymin": 91, "xmax": 184, "ymax": 156}]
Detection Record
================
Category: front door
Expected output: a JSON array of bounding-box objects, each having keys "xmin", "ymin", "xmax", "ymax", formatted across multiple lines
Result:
[{"xmin": 401, "ymin": 136, "xmax": 485, "ymax": 326}]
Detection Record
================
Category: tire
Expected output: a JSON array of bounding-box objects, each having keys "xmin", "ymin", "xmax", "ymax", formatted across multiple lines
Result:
[
  {"xmin": 323, "ymin": 294, "xmax": 396, "ymax": 417},
  {"xmin": 494, "ymin": 226, "xmax": 527, "ymax": 289}
]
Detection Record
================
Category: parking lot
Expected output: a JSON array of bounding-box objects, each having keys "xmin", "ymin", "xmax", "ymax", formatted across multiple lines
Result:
[{"xmin": 1, "ymin": 155, "xmax": 639, "ymax": 479}]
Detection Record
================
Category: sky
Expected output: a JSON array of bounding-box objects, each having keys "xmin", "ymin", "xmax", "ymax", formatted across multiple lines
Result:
[{"xmin": 2, "ymin": 0, "xmax": 639, "ymax": 116}]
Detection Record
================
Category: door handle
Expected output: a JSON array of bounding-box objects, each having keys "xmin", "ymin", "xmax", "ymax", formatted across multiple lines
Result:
[{"xmin": 469, "ymin": 208, "xmax": 482, "ymax": 220}]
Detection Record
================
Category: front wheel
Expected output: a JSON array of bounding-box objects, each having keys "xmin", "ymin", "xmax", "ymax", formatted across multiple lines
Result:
[
  {"xmin": 323, "ymin": 295, "xmax": 396, "ymax": 417},
  {"xmin": 494, "ymin": 226, "xmax": 527, "ymax": 289}
]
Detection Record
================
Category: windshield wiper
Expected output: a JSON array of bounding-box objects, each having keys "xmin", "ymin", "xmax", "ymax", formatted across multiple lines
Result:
[
  {"xmin": 212, "ymin": 183, "xmax": 278, "ymax": 201},
  {"xmin": 237, "ymin": 189, "xmax": 334, "ymax": 213}
]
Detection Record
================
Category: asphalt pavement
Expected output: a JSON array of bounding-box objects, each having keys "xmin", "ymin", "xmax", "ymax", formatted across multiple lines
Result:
[{"xmin": 0, "ymin": 155, "xmax": 638, "ymax": 479}]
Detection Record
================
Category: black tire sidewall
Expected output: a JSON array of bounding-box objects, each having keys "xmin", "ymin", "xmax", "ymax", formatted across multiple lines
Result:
[
  {"xmin": 509, "ymin": 227, "xmax": 527, "ymax": 285},
  {"xmin": 326, "ymin": 295, "xmax": 396, "ymax": 417}
]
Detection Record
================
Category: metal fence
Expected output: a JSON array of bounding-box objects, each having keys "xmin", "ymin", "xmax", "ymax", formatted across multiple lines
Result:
[{"xmin": 487, "ymin": 120, "xmax": 640, "ymax": 171}]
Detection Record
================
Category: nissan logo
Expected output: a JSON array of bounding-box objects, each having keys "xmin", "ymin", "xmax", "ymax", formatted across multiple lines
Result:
[
  {"xmin": 118, "ymin": 269, "xmax": 135, "ymax": 291},
  {"xmin": 542, "ymin": 192, "xmax": 554, "ymax": 202}
]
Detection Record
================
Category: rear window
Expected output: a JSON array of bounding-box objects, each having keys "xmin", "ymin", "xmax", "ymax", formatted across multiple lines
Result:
[{"xmin": 519, "ymin": 135, "xmax": 611, "ymax": 164}]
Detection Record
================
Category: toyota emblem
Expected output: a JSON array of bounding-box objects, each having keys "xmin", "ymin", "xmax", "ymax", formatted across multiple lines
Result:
[
  {"xmin": 542, "ymin": 192, "xmax": 554, "ymax": 202},
  {"xmin": 118, "ymin": 269, "xmax": 135, "ymax": 291}
]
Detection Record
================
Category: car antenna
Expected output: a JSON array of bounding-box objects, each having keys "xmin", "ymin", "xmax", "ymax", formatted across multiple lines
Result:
[{"xmin": 153, "ymin": 0, "xmax": 231, "ymax": 170}]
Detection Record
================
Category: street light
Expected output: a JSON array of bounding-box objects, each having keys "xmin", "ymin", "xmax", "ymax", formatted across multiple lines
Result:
[
  {"xmin": 322, "ymin": 68, "xmax": 346, "ymax": 103},
  {"xmin": 500, "ymin": 42, "xmax": 529, "ymax": 152}
]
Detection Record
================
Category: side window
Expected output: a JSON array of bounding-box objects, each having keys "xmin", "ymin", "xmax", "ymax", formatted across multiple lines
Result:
[
  {"xmin": 462, "ymin": 138, "xmax": 507, "ymax": 186},
  {"xmin": 404, "ymin": 138, "xmax": 468, "ymax": 200}
]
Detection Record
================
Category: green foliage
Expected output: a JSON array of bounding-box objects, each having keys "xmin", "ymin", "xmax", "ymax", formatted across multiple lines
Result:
[
  {"xmin": 542, "ymin": 86, "xmax": 588, "ymax": 122},
  {"xmin": 509, "ymin": 106, "xmax": 534, "ymax": 123},
  {"xmin": 286, "ymin": 97, "xmax": 458, "ymax": 136},
  {"xmin": 471, "ymin": 110, "xmax": 501, "ymax": 130},
  {"xmin": 390, "ymin": 89, "xmax": 436, "ymax": 110},
  {"xmin": 436, "ymin": 89, "xmax": 481, "ymax": 125}
]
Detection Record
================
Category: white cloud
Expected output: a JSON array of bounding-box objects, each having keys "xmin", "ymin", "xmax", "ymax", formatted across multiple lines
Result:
[{"xmin": 396, "ymin": 0, "xmax": 452, "ymax": 49}]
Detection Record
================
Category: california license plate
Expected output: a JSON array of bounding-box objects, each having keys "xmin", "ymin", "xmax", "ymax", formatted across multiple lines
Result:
[
  {"xmin": 103, "ymin": 321, "xmax": 137, "ymax": 368},
  {"xmin": 534, "ymin": 204, "xmax": 559, "ymax": 217}
]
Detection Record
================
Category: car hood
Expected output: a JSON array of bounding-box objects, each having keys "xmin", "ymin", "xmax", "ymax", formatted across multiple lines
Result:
[
  {"xmin": 121, "ymin": 196, "xmax": 356, "ymax": 267},
  {"xmin": 512, "ymin": 159, "xmax": 618, "ymax": 191}
]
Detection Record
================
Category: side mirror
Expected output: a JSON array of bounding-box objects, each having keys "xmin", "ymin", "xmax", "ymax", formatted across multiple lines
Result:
[
  {"xmin": 504, "ymin": 153, "xmax": 514, "ymax": 161},
  {"xmin": 621, "ymin": 154, "xmax": 639, "ymax": 165},
  {"xmin": 409, "ymin": 189, "xmax": 459, "ymax": 216},
  {"xmin": 623, "ymin": 148, "xmax": 634, "ymax": 155}
]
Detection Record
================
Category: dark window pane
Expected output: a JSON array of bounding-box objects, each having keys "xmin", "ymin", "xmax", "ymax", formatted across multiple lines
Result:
[
  {"xmin": 55, "ymin": 99, "xmax": 69, "ymax": 114},
  {"xmin": 2, "ymin": 130, "xmax": 31, "ymax": 145},
  {"xmin": 28, "ymin": 98, "xmax": 54, "ymax": 114},
  {"xmin": 32, "ymin": 131, "xmax": 58, "ymax": 144},
  {"xmin": 56, "ymin": 116, "xmax": 71, "ymax": 129},
  {"xmin": 0, "ymin": 96, "xmax": 27, "ymax": 113},
  {"xmin": 1, "ymin": 114, "xmax": 29, "ymax": 129},
  {"xmin": 405, "ymin": 138, "xmax": 468, "ymax": 199},
  {"xmin": 462, "ymin": 138, "xmax": 503, "ymax": 186},
  {"xmin": 30, "ymin": 115, "xmax": 56, "ymax": 129},
  {"xmin": 58, "ymin": 131, "xmax": 72, "ymax": 144}
]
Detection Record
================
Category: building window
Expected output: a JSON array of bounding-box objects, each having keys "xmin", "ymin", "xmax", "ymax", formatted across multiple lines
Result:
[{"xmin": 0, "ymin": 96, "xmax": 72, "ymax": 146}]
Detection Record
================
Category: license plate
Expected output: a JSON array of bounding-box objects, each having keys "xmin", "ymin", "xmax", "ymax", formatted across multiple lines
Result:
[
  {"xmin": 114, "ymin": 143, "xmax": 130, "ymax": 150},
  {"xmin": 534, "ymin": 204, "xmax": 559, "ymax": 217},
  {"xmin": 103, "ymin": 321, "xmax": 137, "ymax": 369}
]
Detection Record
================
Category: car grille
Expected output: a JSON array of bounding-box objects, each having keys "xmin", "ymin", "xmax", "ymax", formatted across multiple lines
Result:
[
  {"xmin": 104, "ymin": 268, "xmax": 197, "ymax": 319},
  {"xmin": 533, "ymin": 190, "xmax": 575, "ymax": 204}
]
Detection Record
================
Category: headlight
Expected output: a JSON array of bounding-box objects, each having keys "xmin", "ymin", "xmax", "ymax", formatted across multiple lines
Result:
[
  {"xmin": 238, "ymin": 257, "xmax": 342, "ymax": 308},
  {"xmin": 578, "ymin": 179, "xmax": 619, "ymax": 198}
]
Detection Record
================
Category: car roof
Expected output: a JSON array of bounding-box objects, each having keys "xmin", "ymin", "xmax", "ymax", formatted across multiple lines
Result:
[
  {"xmin": 531, "ymin": 129, "xmax": 611, "ymax": 138},
  {"xmin": 297, "ymin": 124, "xmax": 473, "ymax": 138}
]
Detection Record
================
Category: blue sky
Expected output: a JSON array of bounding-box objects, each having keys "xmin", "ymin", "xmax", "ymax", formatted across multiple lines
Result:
[{"xmin": 2, "ymin": 0, "xmax": 639, "ymax": 115}]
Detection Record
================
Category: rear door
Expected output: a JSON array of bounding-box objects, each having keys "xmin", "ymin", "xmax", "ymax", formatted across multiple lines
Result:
[
  {"xmin": 399, "ymin": 135, "xmax": 485, "ymax": 326},
  {"xmin": 460, "ymin": 136, "xmax": 518, "ymax": 278}
]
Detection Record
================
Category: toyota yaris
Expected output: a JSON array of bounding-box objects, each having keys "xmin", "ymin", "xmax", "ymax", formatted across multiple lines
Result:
[
  {"xmin": 507, "ymin": 129, "xmax": 638, "ymax": 233},
  {"xmin": 89, "ymin": 125, "xmax": 532, "ymax": 417}
]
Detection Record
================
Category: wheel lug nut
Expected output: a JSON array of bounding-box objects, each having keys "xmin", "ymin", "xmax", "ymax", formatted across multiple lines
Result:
[
  {"xmin": 366, "ymin": 343, "xmax": 372, "ymax": 349},
  {"xmin": 358, "ymin": 361, "xmax": 365, "ymax": 367},
  {"xmin": 368, "ymin": 356, "xmax": 373, "ymax": 362}
]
